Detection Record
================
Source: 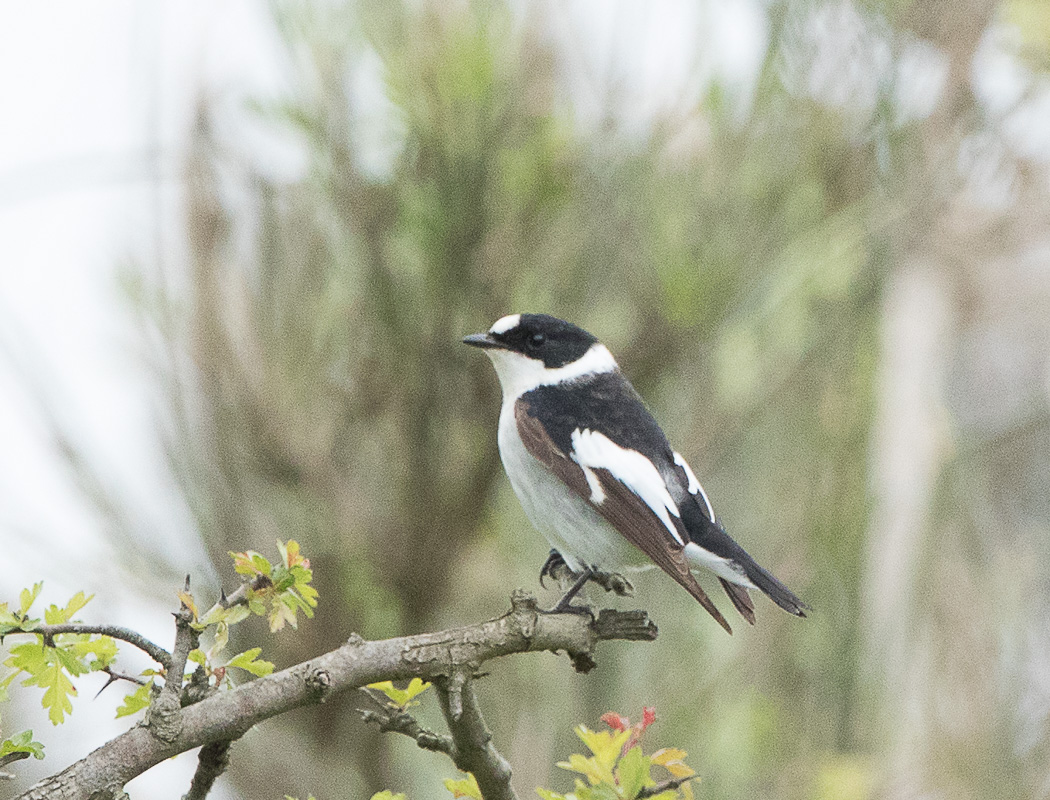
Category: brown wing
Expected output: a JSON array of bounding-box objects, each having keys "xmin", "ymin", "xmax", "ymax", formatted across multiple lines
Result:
[{"xmin": 515, "ymin": 402, "xmax": 733, "ymax": 634}]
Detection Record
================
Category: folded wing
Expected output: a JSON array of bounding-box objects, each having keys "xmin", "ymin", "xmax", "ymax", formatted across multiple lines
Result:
[{"xmin": 515, "ymin": 401, "xmax": 733, "ymax": 634}]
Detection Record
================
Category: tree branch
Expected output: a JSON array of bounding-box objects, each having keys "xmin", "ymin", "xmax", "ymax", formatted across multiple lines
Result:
[
  {"xmin": 181, "ymin": 739, "xmax": 235, "ymax": 800},
  {"xmin": 15, "ymin": 591, "xmax": 657, "ymax": 800},
  {"xmin": 148, "ymin": 595, "xmax": 200, "ymax": 745},
  {"xmin": 436, "ymin": 672, "xmax": 516, "ymax": 800},
  {"xmin": 359, "ymin": 705, "xmax": 454, "ymax": 757},
  {"xmin": 34, "ymin": 624, "xmax": 172, "ymax": 669}
]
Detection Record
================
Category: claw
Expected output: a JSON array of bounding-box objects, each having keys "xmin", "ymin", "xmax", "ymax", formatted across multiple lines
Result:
[
  {"xmin": 539, "ymin": 549, "xmax": 572, "ymax": 588},
  {"xmin": 539, "ymin": 568, "xmax": 595, "ymax": 616}
]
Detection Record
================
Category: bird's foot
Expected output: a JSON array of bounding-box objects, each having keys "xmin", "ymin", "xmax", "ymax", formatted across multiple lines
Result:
[
  {"xmin": 589, "ymin": 569, "xmax": 634, "ymax": 597},
  {"xmin": 539, "ymin": 551, "xmax": 632, "ymax": 596},
  {"xmin": 539, "ymin": 568, "xmax": 595, "ymax": 617},
  {"xmin": 539, "ymin": 549, "xmax": 574, "ymax": 588}
]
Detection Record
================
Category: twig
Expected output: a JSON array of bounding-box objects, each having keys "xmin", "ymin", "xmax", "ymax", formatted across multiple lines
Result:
[
  {"xmin": 94, "ymin": 667, "xmax": 148, "ymax": 699},
  {"xmin": 0, "ymin": 752, "xmax": 31, "ymax": 771},
  {"xmin": 181, "ymin": 739, "xmax": 235, "ymax": 800},
  {"xmin": 359, "ymin": 705, "xmax": 454, "ymax": 757},
  {"xmin": 33, "ymin": 624, "xmax": 172, "ymax": 669},
  {"xmin": 16, "ymin": 591, "xmax": 657, "ymax": 800},
  {"xmin": 435, "ymin": 672, "xmax": 517, "ymax": 800},
  {"xmin": 638, "ymin": 776, "xmax": 694, "ymax": 797},
  {"xmin": 149, "ymin": 578, "xmax": 200, "ymax": 744}
]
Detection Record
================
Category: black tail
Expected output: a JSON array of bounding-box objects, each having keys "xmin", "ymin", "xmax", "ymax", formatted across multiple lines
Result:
[
  {"xmin": 737, "ymin": 557, "xmax": 808, "ymax": 617},
  {"xmin": 682, "ymin": 502, "xmax": 809, "ymax": 618}
]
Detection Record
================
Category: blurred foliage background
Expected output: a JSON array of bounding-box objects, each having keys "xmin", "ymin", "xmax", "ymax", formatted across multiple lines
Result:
[{"xmin": 10, "ymin": 0, "xmax": 1050, "ymax": 797}]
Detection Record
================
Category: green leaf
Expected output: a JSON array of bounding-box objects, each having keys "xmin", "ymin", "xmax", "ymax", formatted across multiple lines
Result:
[
  {"xmin": 226, "ymin": 648, "xmax": 274, "ymax": 677},
  {"xmin": 6, "ymin": 641, "xmax": 48, "ymax": 677},
  {"xmin": 19, "ymin": 584, "xmax": 43, "ymax": 617},
  {"xmin": 616, "ymin": 747, "xmax": 651, "ymax": 799},
  {"xmin": 268, "ymin": 595, "xmax": 299, "ymax": 632},
  {"xmin": 0, "ymin": 730, "xmax": 45, "ymax": 760},
  {"xmin": 572, "ymin": 783, "xmax": 619, "ymax": 800},
  {"xmin": 62, "ymin": 592, "xmax": 93, "ymax": 621},
  {"xmin": 187, "ymin": 648, "xmax": 208, "ymax": 666},
  {"xmin": 28, "ymin": 660, "xmax": 77, "ymax": 725},
  {"xmin": 43, "ymin": 592, "xmax": 93, "ymax": 625},
  {"xmin": 575, "ymin": 725, "xmax": 631, "ymax": 769},
  {"xmin": 67, "ymin": 636, "xmax": 119, "ymax": 671},
  {"xmin": 210, "ymin": 621, "xmax": 230, "ymax": 657},
  {"xmin": 198, "ymin": 603, "xmax": 251, "ymax": 629},
  {"xmin": 370, "ymin": 792, "xmax": 407, "ymax": 800},
  {"xmin": 400, "ymin": 677, "xmax": 430, "ymax": 703},
  {"xmin": 367, "ymin": 678, "xmax": 431, "ymax": 709},
  {"xmin": 444, "ymin": 774, "xmax": 482, "ymax": 799},
  {"xmin": 536, "ymin": 789, "xmax": 568, "ymax": 800},
  {"xmin": 0, "ymin": 602, "xmax": 21, "ymax": 635},
  {"xmin": 115, "ymin": 682, "xmax": 153, "ymax": 719}
]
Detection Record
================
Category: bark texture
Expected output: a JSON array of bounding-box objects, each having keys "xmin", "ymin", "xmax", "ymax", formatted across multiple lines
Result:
[{"xmin": 15, "ymin": 591, "xmax": 656, "ymax": 800}]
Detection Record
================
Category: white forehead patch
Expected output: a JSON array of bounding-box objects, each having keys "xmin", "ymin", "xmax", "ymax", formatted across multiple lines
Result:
[{"xmin": 489, "ymin": 314, "xmax": 521, "ymax": 335}]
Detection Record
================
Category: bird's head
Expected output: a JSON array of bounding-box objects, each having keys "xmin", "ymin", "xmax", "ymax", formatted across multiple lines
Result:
[{"xmin": 463, "ymin": 314, "xmax": 616, "ymax": 398}]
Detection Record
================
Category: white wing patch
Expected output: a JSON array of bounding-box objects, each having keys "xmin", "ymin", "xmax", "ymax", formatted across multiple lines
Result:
[
  {"xmin": 571, "ymin": 429, "xmax": 684, "ymax": 545},
  {"xmin": 579, "ymin": 464, "xmax": 606, "ymax": 504},
  {"xmin": 673, "ymin": 451, "xmax": 715, "ymax": 522}
]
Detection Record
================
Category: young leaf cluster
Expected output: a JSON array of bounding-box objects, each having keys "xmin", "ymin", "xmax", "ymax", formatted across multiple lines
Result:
[
  {"xmin": 167, "ymin": 541, "xmax": 318, "ymax": 697},
  {"xmin": 536, "ymin": 709, "xmax": 696, "ymax": 800},
  {"xmin": 0, "ymin": 584, "xmax": 116, "ymax": 760},
  {"xmin": 0, "ymin": 540, "xmax": 317, "ymax": 773},
  {"xmin": 359, "ymin": 699, "xmax": 695, "ymax": 800},
  {"xmin": 231, "ymin": 539, "xmax": 318, "ymax": 633}
]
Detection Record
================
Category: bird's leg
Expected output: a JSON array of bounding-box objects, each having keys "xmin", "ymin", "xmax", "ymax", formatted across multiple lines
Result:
[
  {"xmin": 539, "ymin": 550, "xmax": 632, "ymax": 596},
  {"xmin": 545, "ymin": 568, "xmax": 595, "ymax": 615}
]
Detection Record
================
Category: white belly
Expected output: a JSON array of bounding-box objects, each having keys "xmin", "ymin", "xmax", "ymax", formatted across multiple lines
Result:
[{"xmin": 497, "ymin": 403, "xmax": 650, "ymax": 573}]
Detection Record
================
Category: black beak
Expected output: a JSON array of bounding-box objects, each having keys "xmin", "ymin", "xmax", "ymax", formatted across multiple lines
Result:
[{"xmin": 462, "ymin": 332, "xmax": 504, "ymax": 349}]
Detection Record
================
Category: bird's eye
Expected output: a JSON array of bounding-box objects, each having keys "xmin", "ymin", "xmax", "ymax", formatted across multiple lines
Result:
[{"xmin": 526, "ymin": 332, "xmax": 545, "ymax": 350}]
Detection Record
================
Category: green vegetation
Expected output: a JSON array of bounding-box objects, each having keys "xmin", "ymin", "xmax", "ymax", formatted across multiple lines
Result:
[{"xmin": 6, "ymin": 0, "xmax": 1050, "ymax": 797}]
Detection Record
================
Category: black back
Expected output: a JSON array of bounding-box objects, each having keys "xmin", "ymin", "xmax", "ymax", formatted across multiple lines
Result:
[{"xmin": 519, "ymin": 371, "xmax": 674, "ymax": 471}]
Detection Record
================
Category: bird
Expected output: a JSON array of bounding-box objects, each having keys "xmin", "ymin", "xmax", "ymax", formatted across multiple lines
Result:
[{"xmin": 463, "ymin": 313, "xmax": 807, "ymax": 633}]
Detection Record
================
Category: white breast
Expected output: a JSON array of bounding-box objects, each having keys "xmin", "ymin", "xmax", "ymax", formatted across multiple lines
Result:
[{"xmin": 497, "ymin": 401, "xmax": 650, "ymax": 573}]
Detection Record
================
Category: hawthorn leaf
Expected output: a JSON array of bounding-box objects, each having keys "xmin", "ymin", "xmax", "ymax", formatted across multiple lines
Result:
[
  {"xmin": 0, "ymin": 730, "xmax": 45, "ymax": 760},
  {"xmin": 226, "ymin": 648, "xmax": 274, "ymax": 677},
  {"xmin": 444, "ymin": 774, "xmax": 482, "ymax": 799},
  {"xmin": 115, "ymin": 682, "xmax": 153, "ymax": 719},
  {"xmin": 616, "ymin": 747, "xmax": 651, "ymax": 799},
  {"xmin": 19, "ymin": 584, "xmax": 43, "ymax": 617}
]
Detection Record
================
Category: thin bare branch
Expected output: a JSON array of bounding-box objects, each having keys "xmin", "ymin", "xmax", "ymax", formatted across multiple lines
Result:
[
  {"xmin": 638, "ymin": 776, "xmax": 695, "ymax": 798},
  {"xmin": 359, "ymin": 705, "xmax": 454, "ymax": 757},
  {"xmin": 33, "ymin": 625, "xmax": 171, "ymax": 669}
]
